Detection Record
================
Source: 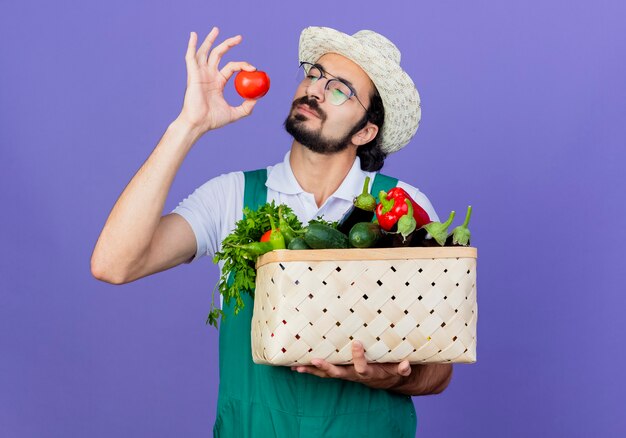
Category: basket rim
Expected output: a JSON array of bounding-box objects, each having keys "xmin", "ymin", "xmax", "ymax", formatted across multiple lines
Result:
[{"xmin": 256, "ymin": 246, "xmax": 478, "ymax": 268}]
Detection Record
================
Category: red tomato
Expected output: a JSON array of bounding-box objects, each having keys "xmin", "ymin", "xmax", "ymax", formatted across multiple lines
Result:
[
  {"xmin": 260, "ymin": 229, "xmax": 272, "ymax": 242},
  {"xmin": 260, "ymin": 228, "xmax": 277, "ymax": 242},
  {"xmin": 234, "ymin": 71, "xmax": 270, "ymax": 99}
]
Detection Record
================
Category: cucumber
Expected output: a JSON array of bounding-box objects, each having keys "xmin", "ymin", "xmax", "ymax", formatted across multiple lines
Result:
[
  {"xmin": 287, "ymin": 236, "xmax": 311, "ymax": 250},
  {"xmin": 349, "ymin": 222, "xmax": 383, "ymax": 248},
  {"xmin": 303, "ymin": 223, "xmax": 349, "ymax": 249}
]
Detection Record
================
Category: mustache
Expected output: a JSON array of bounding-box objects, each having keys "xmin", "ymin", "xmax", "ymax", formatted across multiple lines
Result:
[{"xmin": 291, "ymin": 96, "xmax": 327, "ymax": 121}]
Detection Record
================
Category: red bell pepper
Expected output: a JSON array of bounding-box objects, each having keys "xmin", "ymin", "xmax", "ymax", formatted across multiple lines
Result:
[{"xmin": 375, "ymin": 188, "xmax": 431, "ymax": 231}]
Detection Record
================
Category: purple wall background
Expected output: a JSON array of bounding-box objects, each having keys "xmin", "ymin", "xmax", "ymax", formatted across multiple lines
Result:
[{"xmin": 2, "ymin": 1, "xmax": 625, "ymax": 437}]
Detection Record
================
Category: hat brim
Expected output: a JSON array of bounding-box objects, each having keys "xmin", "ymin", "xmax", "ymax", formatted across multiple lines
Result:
[{"xmin": 298, "ymin": 27, "xmax": 421, "ymax": 154}]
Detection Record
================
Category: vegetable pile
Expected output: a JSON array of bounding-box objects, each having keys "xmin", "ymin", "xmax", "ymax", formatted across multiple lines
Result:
[{"xmin": 209, "ymin": 179, "xmax": 473, "ymax": 328}]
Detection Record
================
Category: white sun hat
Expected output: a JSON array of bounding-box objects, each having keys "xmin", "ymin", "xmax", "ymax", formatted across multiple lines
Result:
[{"xmin": 298, "ymin": 26, "xmax": 421, "ymax": 155}]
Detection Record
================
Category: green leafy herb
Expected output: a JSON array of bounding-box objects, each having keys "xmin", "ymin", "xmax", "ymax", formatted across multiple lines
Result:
[
  {"xmin": 208, "ymin": 202, "xmax": 302, "ymax": 328},
  {"xmin": 308, "ymin": 216, "xmax": 339, "ymax": 229}
]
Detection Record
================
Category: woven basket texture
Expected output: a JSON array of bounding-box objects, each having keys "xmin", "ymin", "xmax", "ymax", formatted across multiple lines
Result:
[{"xmin": 251, "ymin": 248, "xmax": 477, "ymax": 366}]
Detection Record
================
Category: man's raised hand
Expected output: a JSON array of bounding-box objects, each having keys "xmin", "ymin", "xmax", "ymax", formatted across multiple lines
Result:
[{"xmin": 177, "ymin": 27, "xmax": 258, "ymax": 133}]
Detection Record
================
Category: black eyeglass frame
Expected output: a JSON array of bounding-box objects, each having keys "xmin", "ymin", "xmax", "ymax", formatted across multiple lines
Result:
[{"xmin": 298, "ymin": 61, "xmax": 368, "ymax": 112}]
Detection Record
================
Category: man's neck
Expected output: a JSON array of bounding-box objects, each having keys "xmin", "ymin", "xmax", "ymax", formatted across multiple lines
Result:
[{"xmin": 289, "ymin": 142, "xmax": 357, "ymax": 208}]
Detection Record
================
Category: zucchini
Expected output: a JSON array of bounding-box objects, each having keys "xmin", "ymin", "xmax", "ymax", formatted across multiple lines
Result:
[
  {"xmin": 348, "ymin": 222, "xmax": 382, "ymax": 248},
  {"xmin": 303, "ymin": 223, "xmax": 349, "ymax": 249}
]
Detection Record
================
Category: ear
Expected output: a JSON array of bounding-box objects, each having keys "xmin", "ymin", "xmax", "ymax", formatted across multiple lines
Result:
[{"xmin": 351, "ymin": 122, "xmax": 379, "ymax": 146}]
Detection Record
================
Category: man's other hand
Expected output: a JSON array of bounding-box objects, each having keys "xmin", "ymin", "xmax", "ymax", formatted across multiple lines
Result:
[{"xmin": 291, "ymin": 341, "xmax": 412, "ymax": 390}]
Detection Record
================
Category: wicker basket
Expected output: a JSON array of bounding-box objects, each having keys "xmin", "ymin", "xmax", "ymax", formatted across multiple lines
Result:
[{"xmin": 251, "ymin": 247, "xmax": 477, "ymax": 366}]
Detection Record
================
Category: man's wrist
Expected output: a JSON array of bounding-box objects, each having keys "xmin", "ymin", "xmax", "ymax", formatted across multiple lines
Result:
[{"xmin": 170, "ymin": 117, "xmax": 206, "ymax": 142}]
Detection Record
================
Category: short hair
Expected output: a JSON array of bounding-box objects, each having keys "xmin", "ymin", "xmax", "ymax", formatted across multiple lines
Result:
[{"xmin": 357, "ymin": 89, "xmax": 387, "ymax": 171}]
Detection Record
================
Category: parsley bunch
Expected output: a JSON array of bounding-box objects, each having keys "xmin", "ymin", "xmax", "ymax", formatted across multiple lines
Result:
[
  {"xmin": 208, "ymin": 202, "xmax": 303, "ymax": 328},
  {"xmin": 309, "ymin": 216, "xmax": 339, "ymax": 228}
]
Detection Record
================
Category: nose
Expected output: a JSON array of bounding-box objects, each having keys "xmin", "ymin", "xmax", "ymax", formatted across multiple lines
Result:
[{"xmin": 305, "ymin": 77, "xmax": 327, "ymax": 103}]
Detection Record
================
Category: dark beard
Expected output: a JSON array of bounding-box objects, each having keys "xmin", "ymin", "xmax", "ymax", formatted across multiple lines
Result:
[{"xmin": 283, "ymin": 96, "xmax": 367, "ymax": 155}]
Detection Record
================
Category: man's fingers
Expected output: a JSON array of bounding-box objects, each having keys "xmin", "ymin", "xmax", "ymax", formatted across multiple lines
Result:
[
  {"xmin": 207, "ymin": 35, "xmax": 243, "ymax": 71},
  {"xmin": 232, "ymin": 99, "xmax": 258, "ymax": 120},
  {"xmin": 196, "ymin": 27, "xmax": 219, "ymax": 64},
  {"xmin": 293, "ymin": 365, "xmax": 328, "ymax": 379},
  {"xmin": 185, "ymin": 32, "xmax": 200, "ymax": 80},
  {"xmin": 352, "ymin": 341, "xmax": 370, "ymax": 376},
  {"xmin": 398, "ymin": 360, "xmax": 412, "ymax": 377},
  {"xmin": 220, "ymin": 61, "xmax": 256, "ymax": 82},
  {"xmin": 186, "ymin": 31, "xmax": 198, "ymax": 61},
  {"xmin": 310, "ymin": 359, "xmax": 348, "ymax": 379}
]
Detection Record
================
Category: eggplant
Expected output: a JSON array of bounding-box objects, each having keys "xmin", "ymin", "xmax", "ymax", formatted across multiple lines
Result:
[
  {"xmin": 445, "ymin": 205, "xmax": 472, "ymax": 246},
  {"xmin": 337, "ymin": 176, "xmax": 376, "ymax": 234},
  {"xmin": 422, "ymin": 211, "xmax": 456, "ymax": 246}
]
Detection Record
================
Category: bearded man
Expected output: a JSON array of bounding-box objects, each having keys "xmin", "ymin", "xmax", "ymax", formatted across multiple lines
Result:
[{"xmin": 92, "ymin": 26, "xmax": 453, "ymax": 437}]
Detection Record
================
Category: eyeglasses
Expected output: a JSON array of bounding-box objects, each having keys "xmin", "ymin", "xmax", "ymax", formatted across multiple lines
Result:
[{"xmin": 298, "ymin": 61, "xmax": 367, "ymax": 111}]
